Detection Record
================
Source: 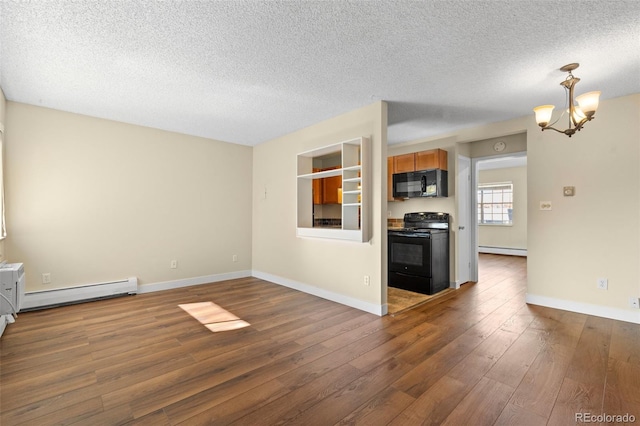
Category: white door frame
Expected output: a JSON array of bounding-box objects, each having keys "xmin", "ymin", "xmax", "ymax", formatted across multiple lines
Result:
[
  {"xmin": 456, "ymin": 155, "xmax": 473, "ymax": 286},
  {"xmin": 470, "ymin": 151, "xmax": 527, "ymax": 280}
]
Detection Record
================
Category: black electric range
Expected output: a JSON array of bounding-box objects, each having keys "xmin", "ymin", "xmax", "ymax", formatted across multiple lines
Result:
[{"xmin": 388, "ymin": 212, "xmax": 450, "ymax": 295}]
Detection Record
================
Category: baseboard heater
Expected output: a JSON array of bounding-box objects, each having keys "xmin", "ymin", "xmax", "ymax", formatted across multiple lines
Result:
[
  {"xmin": 21, "ymin": 277, "xmax": 138, "ymax": 311},
  {"xmin": 478, "ymin": 246, "xmax": 527, "ymax": 257}
]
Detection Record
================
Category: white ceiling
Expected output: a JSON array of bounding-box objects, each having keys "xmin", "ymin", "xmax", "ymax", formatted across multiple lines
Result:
[{"xmin": 1, "ymin": 1, "xmax": 639, "ymax": 146}]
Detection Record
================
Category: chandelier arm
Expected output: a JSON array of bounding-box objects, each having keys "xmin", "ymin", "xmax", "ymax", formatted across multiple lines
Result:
[
  {"xmin": 573, "ymin": 117, "xmax": 590, "ymax": 132},
  {"xmin": 546, "ymin": 105, "xmax": 566, "ymax": 130},
  {"xmin": 541, "ymin": 125, "xmax": 570, "ymax": 135}
]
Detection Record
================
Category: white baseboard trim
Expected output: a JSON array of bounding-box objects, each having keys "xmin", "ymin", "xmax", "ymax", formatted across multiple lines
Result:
[
  {"xmin": 138, "ymin": 270, "xmax": 252, "ymax": 294},
  {"xmin": 252, "ymin": 270, "xmax": 386, "ymax": 316},
  {"xmin": 526, "ymin": 293, "xmax": 640, "ymax": 324},
  {"xmin": 479, "ymin": 246, "xmax": 527, "ymax": 256},
  {"xmin": 23, "ymin": 278, "xmax": 138, "ymax": 310}
]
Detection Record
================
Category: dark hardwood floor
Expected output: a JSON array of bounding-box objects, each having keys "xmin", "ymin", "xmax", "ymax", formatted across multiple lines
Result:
[{"xmin": 1, "ymin": 254, "xmax": 639, "ymax": 425}]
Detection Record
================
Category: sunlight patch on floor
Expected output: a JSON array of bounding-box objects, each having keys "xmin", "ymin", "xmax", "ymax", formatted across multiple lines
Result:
[{"xmin": 179, "ymin": 302, "xmax": 250, "ymax": 332}]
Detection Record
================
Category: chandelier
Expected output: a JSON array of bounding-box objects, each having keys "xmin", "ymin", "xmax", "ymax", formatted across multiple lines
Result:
[{"xmin": 533, "ymin": 63, "xmax": 601, "ymax": 137}]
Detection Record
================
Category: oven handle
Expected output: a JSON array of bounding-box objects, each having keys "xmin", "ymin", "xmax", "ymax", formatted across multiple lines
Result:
[{"xmin": 389, "ymin": 232, "xmax": 431, "ymax": 238}]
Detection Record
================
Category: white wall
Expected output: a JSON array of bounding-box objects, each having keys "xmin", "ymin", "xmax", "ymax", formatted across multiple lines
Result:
[
  {"xmin": 252, "ymin": 101, "xmax": 387, "ymax": 314},
  {"xmin": 478, "ymin": 166, "xmax": 527, "ymax": 250},
  {"xmin": 5, "ymin": 102, "xmax": 253, "ymax": 291}
]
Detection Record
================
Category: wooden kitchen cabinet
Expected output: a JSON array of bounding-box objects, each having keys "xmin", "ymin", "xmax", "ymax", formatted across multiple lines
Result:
[
  {"xmin": 393, "ymin": 153, "xmax": 416, "ymax": 173},
  {"xmin": 416, "ymin": 149, "xmax": 448, "ymax": 171},
  {"xmin": 312, "ymin": 168, "xmax": 322, "ymax": 204},
  {"xmin": 322, "ymin": 175, "xmax": 342, "ymax": 204},
  {"xmin": 387, "ymin": 157, "xmax": 395, "ymax": 202}
]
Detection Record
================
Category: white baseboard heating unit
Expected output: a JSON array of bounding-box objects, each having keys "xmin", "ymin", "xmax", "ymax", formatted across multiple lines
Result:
[
  {"xmin": 1, "ymin": 263, "xmax": 25, "ymax": 316},
  {"xmin": 21, "ymin": 277, "xmax": 138, "ymax": 311}
]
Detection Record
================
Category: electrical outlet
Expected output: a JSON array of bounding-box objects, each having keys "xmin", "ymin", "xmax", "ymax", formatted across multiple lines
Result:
[
  {"xmin": 364, "ymin": 275, "xmax": 370, "ymax": 286},
  {"xmin": 42, "ymin": 273, "xmax": 51, "ymax": 284},
  {"xmin": 630, "ymin": 297, "xmax": 640, "ymax": 309},
  {"xmin": 170, "ymin": 260, "xmax": 177, "ymax": 269},
  {"xmin": 232, "ymin": 254, "xmax": 238, "ymax": 262},
  {"xmin": 597, "ymin": 278, "xmax": 608, "ymax": 290}
]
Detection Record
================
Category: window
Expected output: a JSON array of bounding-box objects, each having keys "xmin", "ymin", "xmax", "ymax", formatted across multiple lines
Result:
[{"xmin": 478, "ymin": 182, "xmax": 513, "ymax": 225}]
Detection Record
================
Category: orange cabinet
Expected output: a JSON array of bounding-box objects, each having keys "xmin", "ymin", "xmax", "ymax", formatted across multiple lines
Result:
[
  {"xmin": 393, "ymin": 153, "xmax": 416, "ymax": 173},
  {"xmin": 387, "ymin": 157, "xmax": 395, "ymax": 202},
  {"xmin": 322, "ymin": 175, "xmax": 342, "ymax": 204},
  {"xmin": 416, "ymin": 149, "xmax": 448, "ymax": 171},
  {"xmin": 313, "ymin": 167, "xmax": 342, "ymax": 205}
]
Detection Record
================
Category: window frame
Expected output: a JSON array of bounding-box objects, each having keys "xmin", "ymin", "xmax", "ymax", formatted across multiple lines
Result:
[{"xmin": 477, "ymin": 181, "xmax": 513, "ymax": 226}]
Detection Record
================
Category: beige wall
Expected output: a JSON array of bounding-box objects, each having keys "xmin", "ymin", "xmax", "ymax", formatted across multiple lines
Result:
[
  {"xmin": 5, "ymin": 102, "xmax": 253, "ymax": 291},
  {"xmin": 478, "ymin": 166, "xmax": 527, "ymax": 250},
  {"xmin": 4, "ymin": 87, "xmax": 638, "ymax": 321},
  {"xmin": 527, "ymin": 93, "xmax": 640, "ymax": 318},
  {"xmin": 252, "ymin": 101, "xmax": 387, "ymax": 310},
  {"xmin": 0, "ymin": 88, "xmax": 5, "ymax": 263}
]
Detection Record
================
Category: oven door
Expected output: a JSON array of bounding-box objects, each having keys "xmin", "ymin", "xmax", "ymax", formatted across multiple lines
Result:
[{"xmin": 388, "ymin": 232, "xmax": 431, "ymax": 277}]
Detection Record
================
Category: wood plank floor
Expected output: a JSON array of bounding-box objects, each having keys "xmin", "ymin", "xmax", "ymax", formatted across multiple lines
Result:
[{"xmin": 1, "ymin": 254, "xmax": 639, "ymax": 425}]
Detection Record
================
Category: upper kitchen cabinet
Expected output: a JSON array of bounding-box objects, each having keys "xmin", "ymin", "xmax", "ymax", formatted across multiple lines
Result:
[
  {"xmin": 387, "ymin": 157, "xmax": 395, "ymax": 202},
  {"xmin": 392, "ymin": 149, "xmax": 448, "ymax": 174},
  {"xmin": 313, "ymin": 165, "xmax": 342, "ymax": 205},
  {"xmin": 416, "ymin": 149, "xmax": 448, "ymax": 171},
  {"xmin": 297, "ymin": 137, "xmax": 370, "ymax": 242},
  {"xmin": 322, "ymin": 174, "xmax": 342, "ymax": 204},
  {"xmin": 393, "ymin": 153, "xmax": 416, "ymax": 173}
]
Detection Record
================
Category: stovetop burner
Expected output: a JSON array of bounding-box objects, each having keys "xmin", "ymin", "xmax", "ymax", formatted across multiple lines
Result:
[{"xmin": 394, "ymin": 212, "xmax": 450, "ymax": 233}]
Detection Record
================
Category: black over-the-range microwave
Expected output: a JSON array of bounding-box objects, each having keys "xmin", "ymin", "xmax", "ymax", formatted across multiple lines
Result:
[{"xmin": 392, "ymin": 169, "xmax": 448, "ymax": 198}]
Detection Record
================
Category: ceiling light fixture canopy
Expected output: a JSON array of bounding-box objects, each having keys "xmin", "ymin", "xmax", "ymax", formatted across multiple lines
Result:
[{"xmin": 533, "ymin": 63, "xmax": 601, "ymax": 137}]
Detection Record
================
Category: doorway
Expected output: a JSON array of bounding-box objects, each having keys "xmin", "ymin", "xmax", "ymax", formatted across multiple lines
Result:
[{"xmin": 458, "ymin": 150, "xmax": 527, "ymax": 285}]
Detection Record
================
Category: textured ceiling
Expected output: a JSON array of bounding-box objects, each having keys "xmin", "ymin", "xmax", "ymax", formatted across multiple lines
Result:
[{"xmin": 1, "ymin": 1, "xmax": 639, "ymax": 146}]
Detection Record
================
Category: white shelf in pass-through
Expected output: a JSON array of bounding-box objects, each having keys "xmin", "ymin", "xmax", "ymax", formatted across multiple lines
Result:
[{"xmin": 296, "ymin": 136, "xmax": 369, "ymax": 242}]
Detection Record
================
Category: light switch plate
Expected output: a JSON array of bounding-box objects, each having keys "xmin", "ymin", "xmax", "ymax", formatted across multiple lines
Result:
[{"xmin": 540, "ymin": 201, "xmax": 552, "ymax": 210}]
